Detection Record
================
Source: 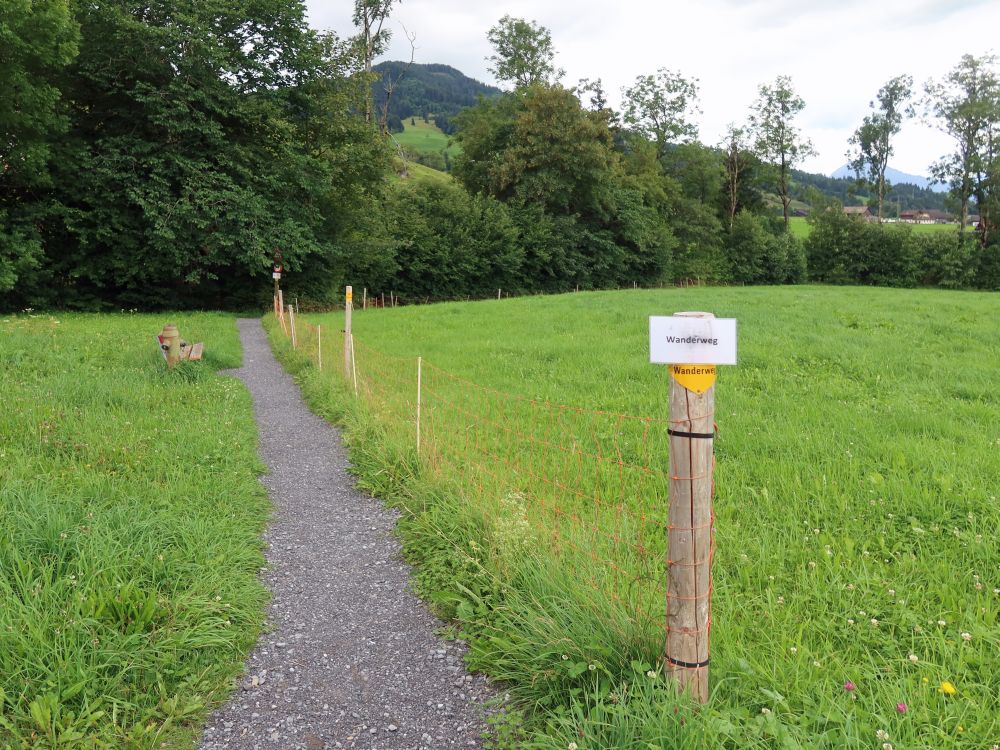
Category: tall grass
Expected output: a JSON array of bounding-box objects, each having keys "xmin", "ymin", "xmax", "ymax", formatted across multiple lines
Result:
[
  {"xmin": 270, "ymin": 286, "xmax": 998, "ymax": 749},
  {"xmin": 0, "ymin": 313, "xmax": 269, "ymax": 748}
]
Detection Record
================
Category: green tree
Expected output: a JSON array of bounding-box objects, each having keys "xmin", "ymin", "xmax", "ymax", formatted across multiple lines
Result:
[
  {"xmin": 16, "ymin": 0, "xmax": 386, "ymax": 310},
  {"xmin": 720, "ymin": 124, "xmax": 760, "ymax": 230},
  {"xmin": 847, "ymin": 75, "xmax": 914, "ymax": 223},
  {"xmin": 0, "ymin": 0, "xmax": 79, "ymax": 292},
  {"xmin": 749, "ymin": 75, "xmax": 815, "ymax": 230},
  {"xmin": 486, "ymin": 15, "xmax": 562, "ymax": 89},
  {"xmin": 924, "ymin": 53, "xmax": 1000, "ymax": 244},
  {"xmin": 454, "ymin": 85, "xmax": 673, "ymax": 289},
  {"xmin": 622, "ymin": 69, "xmax": 700, "ymax": 159}
]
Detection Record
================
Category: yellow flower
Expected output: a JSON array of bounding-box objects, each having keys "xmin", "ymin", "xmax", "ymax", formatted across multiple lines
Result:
[
  {"xmin": 921, "ymin": 677, "xmax": 929, "ymax": 684},
  {"xmin": 957, "ymin": 725, "xmax": 965, "ymax": 734},
  {"xmin": 939, "ymin": 681, "xmax": 957, "ymax": 695}
]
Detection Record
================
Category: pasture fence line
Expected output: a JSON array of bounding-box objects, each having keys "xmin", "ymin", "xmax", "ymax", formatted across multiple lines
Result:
[{"xmin": 274, "ymin": 301, "xmax": 717, "ymax": 701}]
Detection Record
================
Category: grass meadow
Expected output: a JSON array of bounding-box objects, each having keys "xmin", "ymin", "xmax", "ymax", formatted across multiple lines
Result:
[
  {"xmin": 394, "ymin": 118, "xmax": 459, "ymax": 161},
  {"xmin": 0, "ymin": 313, "xmax": 268, "ymax": 748},
  {"xmin": 272, "ymin": 285, "xmax": 999, "ymax": 749},
  {"xmin": 789, "ymin": 216, "xmax": 962, "ymax": 240}
]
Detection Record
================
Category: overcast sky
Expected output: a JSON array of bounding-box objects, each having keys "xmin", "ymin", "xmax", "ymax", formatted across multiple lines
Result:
[{"xmin": 304, "ymin": 1, "xmax": 999, "ymax": 177}]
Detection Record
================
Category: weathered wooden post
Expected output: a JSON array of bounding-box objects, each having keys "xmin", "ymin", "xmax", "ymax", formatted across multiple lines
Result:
[
  {"xmin": 344, "ymin": 286, "xmax": 353, "ymax": 379},
  {"xmin": 288, "ymin": 305, "xmax": 297, "ymax": 349},
  {"xmin": 160, "ymin": 324, "xmax": 181, "ymax": 369},
  {"xmin": 650, "ymin": 312, "xmax": 737, "ymax": 703},
  {"xmin": 317, "ymin": 325, "xmax": 322, "ymax": 370}
]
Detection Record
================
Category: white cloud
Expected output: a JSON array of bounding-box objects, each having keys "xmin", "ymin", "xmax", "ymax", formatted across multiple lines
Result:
[{"xmin": 306, "ymin": 0, "xmax": 1000, "ymax": 177}]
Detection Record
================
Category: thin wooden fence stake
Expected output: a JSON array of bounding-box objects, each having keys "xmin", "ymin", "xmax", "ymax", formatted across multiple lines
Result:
[
  {"xmin": 317, "ymin": 324, "xmax": 322, "ymax": 370},
  {"xmin": 498, "ymin": 288, "xmax": 501, "ymax": 300},
  {"xmin": 416, "ymin": 356, "xmax": 422, "ymax": 454},
  {"xmin": 295, "ymin": 297, "xmax": 299, "ymax": 315},
  {"xmin": 363, "ymin": 288, "xmax": 367, "ymax": 310},
  {"xmin": 665, "ymin": 311, "xmax": 716, "ymax": 704},
  {"xmin": 344, "ymin": 286, "xmax": 353, "ymax": 379},
  {"xmin": 288, "ymin": 305, "xmax": 297, "ymax": 349},
  {"xmin": 350, "ymin": 334, "xmax": 358, "ymax": 397}
]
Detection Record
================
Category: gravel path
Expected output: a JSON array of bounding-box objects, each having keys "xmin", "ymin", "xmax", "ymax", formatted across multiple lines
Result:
[{"xmin": 200, "ymin": 318, "xmax": 493, "ymax": 750}]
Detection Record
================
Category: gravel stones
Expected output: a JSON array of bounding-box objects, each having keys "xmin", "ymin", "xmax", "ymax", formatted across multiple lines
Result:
[{"xmin": 200, "ymin": 319, "xmax": 492, "ymax": 749}]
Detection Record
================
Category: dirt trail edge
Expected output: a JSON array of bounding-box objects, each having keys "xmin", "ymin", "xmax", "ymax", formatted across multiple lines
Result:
[{"xmin": 200, "ymin": 318, "xmax": 493, "ymax": 750}]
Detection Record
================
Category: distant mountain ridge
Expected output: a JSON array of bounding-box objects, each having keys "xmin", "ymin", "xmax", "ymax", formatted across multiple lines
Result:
[
  {"xmin": 372, "ymin": 61, "xmax": 502, "ymax": 133},
  {"xmin": 831, "ymin": 163, "xmax": 946, "ymax": 192}
]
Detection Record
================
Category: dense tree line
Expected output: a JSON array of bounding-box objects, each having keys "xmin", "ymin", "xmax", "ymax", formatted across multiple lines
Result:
[
  {"xmin": 2, "ymin": 4, "xmax": 998, "ymax": 311},
  {"xmin": 1, "ymin": 0, "xmax": 390, "ymax": 310}
]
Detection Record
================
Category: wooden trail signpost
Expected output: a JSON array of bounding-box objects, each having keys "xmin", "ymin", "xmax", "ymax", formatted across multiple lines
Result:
[{"xmin": 650, "ymin": 312, "xmax": 737, "ymax": 703}]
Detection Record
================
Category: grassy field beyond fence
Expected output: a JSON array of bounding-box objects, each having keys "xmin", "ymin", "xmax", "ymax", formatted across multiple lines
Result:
[
  {"xmin": 272, "ymin": 285, "xmax": 998, "ymax": 749},
  {"xmin": 0, "ymin": 313, "xmax": 268, "ymax": 748}
]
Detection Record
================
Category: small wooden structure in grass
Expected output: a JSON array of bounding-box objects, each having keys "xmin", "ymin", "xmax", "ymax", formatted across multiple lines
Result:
[{"xmin": 157, "ymin": 324, "xmax": 204, "ymax": 368}]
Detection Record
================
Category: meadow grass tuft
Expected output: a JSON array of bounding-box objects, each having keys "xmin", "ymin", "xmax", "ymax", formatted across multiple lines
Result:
[
  {"xmin": 0, "ymin": 312, "xmax": 269, "ymax": 748},
  {"xmin": 271, "ymin": 286, "xmax": 998, "ymax": 749}
]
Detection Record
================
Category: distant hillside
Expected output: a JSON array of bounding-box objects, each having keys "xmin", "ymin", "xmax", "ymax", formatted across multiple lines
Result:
[
  {"xmin": 790, "ymin": 169, "xmax": 949, "ymax": 214},
  {"xmin": 373, "ymin": 62, "xmax": 502, "ymax": 134},
  {"xmin": 831, "ymin": 163, "xmax": 946, "ymax": 193}
]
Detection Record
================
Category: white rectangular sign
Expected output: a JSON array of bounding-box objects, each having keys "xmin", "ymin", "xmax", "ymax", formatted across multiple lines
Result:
[{"xmin": 649, "ymin": 316, "xmax": 737, "ymax": 365}]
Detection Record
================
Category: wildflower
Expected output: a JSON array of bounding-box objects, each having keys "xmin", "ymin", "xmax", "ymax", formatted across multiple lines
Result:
[
  {"xmin": 921, "ymin": 677, "xmax": 929, "ymax": 684},
  {"xmin": 961, "ymin": 632, "xmax": 972, "ymax": 641},
  {"xmin": 847, "ymin": 619, "xmax": 855, "ymax": 625},
  {"xmin": 939, "ymin": 681, "xmax": 957, "ymax": 695},
  {"xmin": 790, "ymin": 647, "xmax": 797, "ymax": 654},
  {"xmin": 561, "ymin": 654, "xmax": 569, "ymax": 660},
  {"xmin": 859, "ymin": 610, "xmax": 866, "ymax": 616},
  {"xmin": 870, "ymin": 618, "xmax": 879, "ymax": 627},
  {"xmin": 887, "ymin": 589, "xmax": 895, "ymax": 596},
  {"xmin": 847, "ymin": 584, "xmax": 856, "ymax": 591},
  {"xmin": 808, "ymin": 561, "xmax": 817, "ymax": 569},
  {"xmin": 937, "ymin": 620, "xmax": 946, "ymax": 626},
  {"xmin": 568, "ymin": 743, "xmax": 578, "ymax": 750},
  {"xmin": 908, "ymin": 654, "xmax": 918, "ymax": 663},
  {"xmin": 813, "ymin": 660, "xmax": 821, "ymax": 667},
  {"xmin": 843, "ymin": 680, "xmax": 856, "ymax": 692},
  {"xmin": 956, "ymin": 725, "xmax": 964, "ymax": 734},
  {"xmin": 895, "ymin": 702, "xmax": 907, "ymax": 714},
  {"xmin": 883, "ymin": 744, "xmax": 893, "ymax": 750},
  {"xmin": 588, "ymin": 663, "xmax": 596, "ymax": 671},
  {"xmin": 975, "ymin": 582, "xmax": 983, "ymax": 590},
  {"xmin": 760, "ymin": 707, "xmax": 771, "ymax": 715},
  {"xmin": 876, "ymin": 729, "xmax": 889, "ymax": 741},
  {"xmin": 646, "ymin": 670, "xmax": 656, "ymax": 679},
  {"xmin": 777, "ymin": 596, "xmax": 785, "ymax": 605}
]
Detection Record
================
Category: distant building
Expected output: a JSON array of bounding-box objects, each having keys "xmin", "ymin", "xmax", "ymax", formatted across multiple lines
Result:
[
  {"xmin": 843, "ymin": 206, "xmax": 873, "ymax": 220},
  {"xmin": 926, "ymin": 210, "xmax": 953, "ymax": 223},
  {"xmin": 899, "ymin": 210, "xmax": 932, "ymax": 224}
]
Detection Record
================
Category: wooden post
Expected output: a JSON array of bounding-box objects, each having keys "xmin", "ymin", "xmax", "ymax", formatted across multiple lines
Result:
[
  {"xmin": 416, "ymin": 356, "xmax": 422, "ymax": 453},
  {"xmin": 363, "ymin": 288, "xmax": 367, "ymax": 310},
  {"xmin": 344, "ymin": 286, "xmax": 353, "ymax": 379},
  {"xmin": 295, "ymin": 296, "xmax": 299, "ymax": 315},
  {"xmin": 288, "ymin": 305, "xmax": 297, "ymax": 349},
  {"xmin": 665, "ymin": 311, "xmax": 716, "ymax": 704},
  {"xmin": 350, "ymin": 333, "xmax": 358, "ymax": 396},
  {"xmin": 498, "ymin": 288, "xmax": 501, "ymax": 300},
  {"xmin": 317, "ymin": 324, "xmax": 322, "ymax": 370},
  {"xmin": 381, "ymin": 292, "xmax": 385, "ymax": 308}
]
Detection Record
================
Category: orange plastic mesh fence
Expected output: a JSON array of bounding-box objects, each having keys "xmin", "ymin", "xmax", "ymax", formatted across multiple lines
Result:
[{"xmin": 279, "ymin": 317, "xmax": 717, "ymax": 653}]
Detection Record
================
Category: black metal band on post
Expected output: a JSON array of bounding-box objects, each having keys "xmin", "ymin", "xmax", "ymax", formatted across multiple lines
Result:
[
  {"xmin": 667, "ymin": 428, "xmax": 715, "ymax": 440},
  {"xmin": 665, "ymin": 655, "xmax": 711, "ymax": 669}
]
